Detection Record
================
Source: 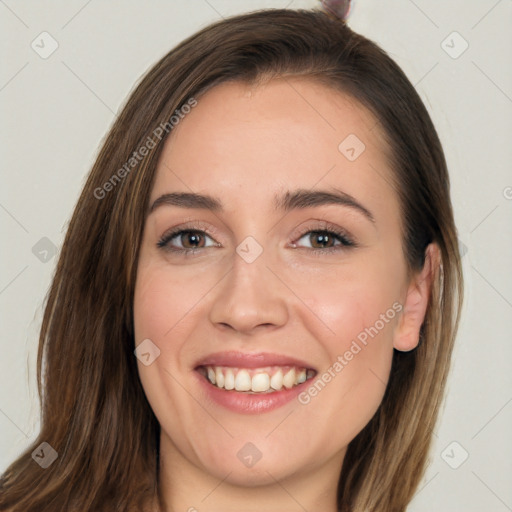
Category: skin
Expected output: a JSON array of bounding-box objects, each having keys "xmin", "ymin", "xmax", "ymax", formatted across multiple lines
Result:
[{"xmin": 133, "ymin": 78, "xmax": 437, "ymax": 512}]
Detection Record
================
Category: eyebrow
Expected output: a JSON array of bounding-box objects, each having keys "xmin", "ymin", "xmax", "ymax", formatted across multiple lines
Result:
[{"xmin": 149, "ymin": 188, "xmax": 375, "ymax": 223}]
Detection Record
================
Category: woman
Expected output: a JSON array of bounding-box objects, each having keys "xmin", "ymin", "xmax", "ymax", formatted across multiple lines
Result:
[{"xmin": 0, "ymin": 5, "xmax": 463, "ymax": 512}]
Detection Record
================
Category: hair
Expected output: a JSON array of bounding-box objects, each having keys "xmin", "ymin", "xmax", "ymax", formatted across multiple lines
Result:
[{"xmin": 0, "ymin": 8, "xmax": 463, "ymax": 512}]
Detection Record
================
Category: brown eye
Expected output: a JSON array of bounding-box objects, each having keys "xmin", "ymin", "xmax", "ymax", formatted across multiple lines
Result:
[
  {"xmin": 294, "ymin": 229, "xmax": 354, "ymax": 251},
  {"xmin": 309, "ymin": 231, "xmax": 336, "ymax": 249},
  {"xmin": 179, "ymin": 231, "xmax": 206, "ymax": 249},
  {"xmin": 157, "ymin": 229, "xmax": 219, "ymax": 253}
]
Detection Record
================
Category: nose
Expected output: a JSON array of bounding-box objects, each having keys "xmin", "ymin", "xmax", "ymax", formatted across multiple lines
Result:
[{"xmin": 208, "ymin": 250, "xmax": 289, "ymax": 335}]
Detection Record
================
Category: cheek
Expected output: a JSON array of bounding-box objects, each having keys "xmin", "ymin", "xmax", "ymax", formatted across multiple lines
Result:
[
  {"xmin": 133, "ymin": 259, "xmax": 212, "ymax": 345},
  {"xmin": 133, "ymin": 263, "xmax": 193, "ymax": 404},
  {"xmin": 288, "ymin": 253, "xmax": 402, "ymax": 351},
  {"xmin": 295, "ymin": 287, "xmax": 397, "ymax": 447},
  {"xmin": 288, "ymin": 256, "xmax": 401, "ymax": 432},
  {"xmin": 308, "ymin": 276, "xmax": 397, "ymax": 391},
  {"xmin": 133, "ymin": 262, "xmax": 215, "ymax": 455}
]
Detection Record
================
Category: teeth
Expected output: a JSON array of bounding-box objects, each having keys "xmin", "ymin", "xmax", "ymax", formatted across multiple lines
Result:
[
  {"xmin": 282, "ymin": 368, "xmax": 296, "ymax": 389},
  {"xmin": 224, "ymin": 369, "xmax": 235, "ymax": 390},
  {"xmin": 201, "ymin": 365, "xmax": 315, "ymax": 393},
  {"xmin": 215, "ymin": 367, "xmax": 224, "ymax": 388},
  {"xmin": 270, "ymin": 369, "xmax": 283, "ymax": 391},
  {"xmin": 251, "ymin": 373, "xmax": 270, "ymax": 392},
  {"xmin": 234, "ymin": 369, "xmax": 252, "ymax": 391}
]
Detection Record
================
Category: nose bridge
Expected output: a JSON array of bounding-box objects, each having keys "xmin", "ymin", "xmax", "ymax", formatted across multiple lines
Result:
[{"xmin": 208, "ymin": 244, "xmax": 289, "ymax": 333}]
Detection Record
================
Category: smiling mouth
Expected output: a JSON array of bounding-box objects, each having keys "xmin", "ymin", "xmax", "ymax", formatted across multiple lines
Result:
[{"xmin": 196, "ymin": 365, "xmax": 317, "ymax": 394}]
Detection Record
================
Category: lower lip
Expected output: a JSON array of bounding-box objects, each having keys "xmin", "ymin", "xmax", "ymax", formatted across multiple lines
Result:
[{"xmin": 194, "ymin": 370, "xmax": 312, "ymax": 414}]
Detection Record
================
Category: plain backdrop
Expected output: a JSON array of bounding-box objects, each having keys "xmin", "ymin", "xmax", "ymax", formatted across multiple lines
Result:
[{"xmin": 1, "ymin": 1, "xmax": 511, "ymax": 510}]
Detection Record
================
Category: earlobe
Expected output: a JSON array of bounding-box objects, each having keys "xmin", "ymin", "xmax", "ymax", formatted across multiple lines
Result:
[{"xmin": 394, "ymin": 243, "xmax": 440, "ymax": 352}]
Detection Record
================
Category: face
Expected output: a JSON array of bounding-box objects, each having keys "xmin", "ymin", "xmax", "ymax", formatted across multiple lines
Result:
[{"xmin": 133, "ymin": 78, "xmax": 415, "ymax": 487}]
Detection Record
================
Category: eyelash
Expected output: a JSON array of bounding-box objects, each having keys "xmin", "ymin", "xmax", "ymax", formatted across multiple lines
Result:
[
  {"xmin": 292, "ymin": 224, "xmax": 356, "ymax": 255},
  {"xmin": 156, "ymin": 223, "xmax": 357, "ymax": 256}
]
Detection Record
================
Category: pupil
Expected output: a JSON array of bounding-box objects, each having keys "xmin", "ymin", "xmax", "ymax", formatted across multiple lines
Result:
[
  {"xmin": 184, "ymin": 231, "xmax": 202, "ymax": 248},
  {"xmin": 313, "ymin": 232, "xmax": 331, "ymax": 248}
]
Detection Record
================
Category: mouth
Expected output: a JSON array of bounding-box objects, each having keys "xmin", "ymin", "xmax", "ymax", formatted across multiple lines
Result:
[
  {"xmin": 196, "ymin": 365, "xmax": 317, "ymax": 394},
  {"xmin": 192, "ymin": 351, "xmax": 317, "ymax": 413}
]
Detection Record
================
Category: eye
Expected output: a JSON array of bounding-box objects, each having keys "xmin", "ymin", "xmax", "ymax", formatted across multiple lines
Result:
[
  {"xmin": 157, "ymin": 229, "xmax": 219, "ymax": 253},
  {"xmin": 292, "ymin": 226, "xmax": 356, "ymax": 252},
  {"xmin": 156, "ymin": 223, "xmax": 356, "ymax": 255}
]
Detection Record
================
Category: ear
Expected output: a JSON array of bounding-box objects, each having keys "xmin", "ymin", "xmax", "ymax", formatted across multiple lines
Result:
[{"xmin": 394, "ymin": 243, "xmax": 440, "ymax": 352}]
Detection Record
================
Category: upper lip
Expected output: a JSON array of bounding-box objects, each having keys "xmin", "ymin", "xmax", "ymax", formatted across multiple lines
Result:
[{"xmin": 194, "ymin": 351, "xmax": 316, "ymax": 371}]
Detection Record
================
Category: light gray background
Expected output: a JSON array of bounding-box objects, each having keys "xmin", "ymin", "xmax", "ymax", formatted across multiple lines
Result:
[{"xmin": 1, "ymin": 1, "xmax": 511, "ymax": 510}]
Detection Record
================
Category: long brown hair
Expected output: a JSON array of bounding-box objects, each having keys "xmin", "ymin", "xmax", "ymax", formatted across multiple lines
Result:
[{"xmin": 0, "ymin": 8, "xmax": 463, "ymax": 511}]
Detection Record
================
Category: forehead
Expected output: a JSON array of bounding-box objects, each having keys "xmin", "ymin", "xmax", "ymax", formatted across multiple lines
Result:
[{"xmin": 151, "ymin": 78, "xmax": 397, "ymax": 221}]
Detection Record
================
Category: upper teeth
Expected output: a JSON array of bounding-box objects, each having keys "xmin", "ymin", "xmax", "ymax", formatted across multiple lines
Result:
[{"xmin": 202, "ymin": 366, "xmax": 314, "ymax": 393}]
